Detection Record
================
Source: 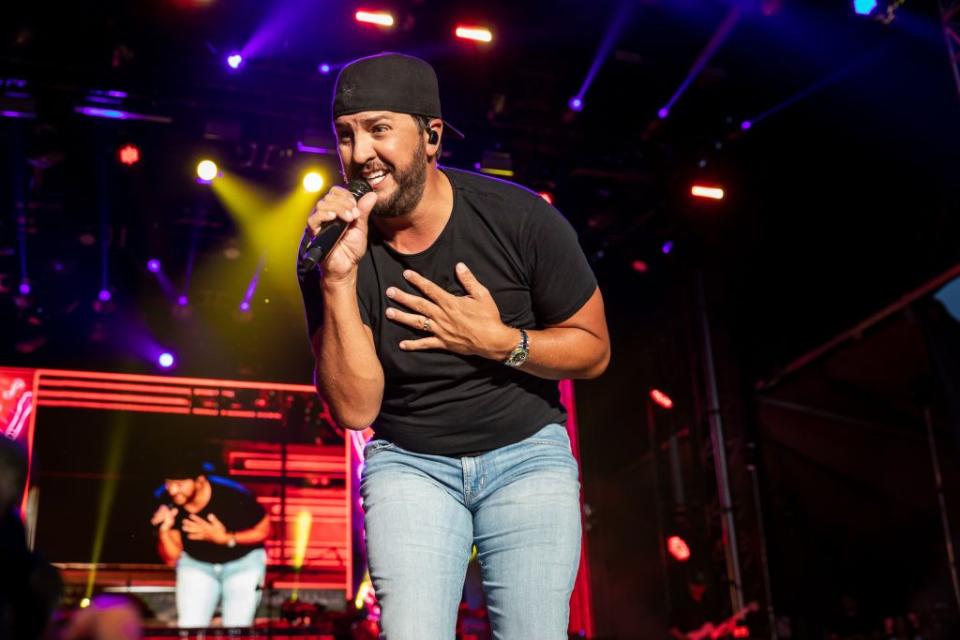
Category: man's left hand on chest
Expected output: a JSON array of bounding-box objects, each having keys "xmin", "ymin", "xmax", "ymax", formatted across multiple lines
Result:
[
  {"xmin": 384, "ymin": 262, "xmax": 517, "ymax": 361},
  {"xmin": 182, "ymin": 513, "xmax": 229, "ymax": 544}
]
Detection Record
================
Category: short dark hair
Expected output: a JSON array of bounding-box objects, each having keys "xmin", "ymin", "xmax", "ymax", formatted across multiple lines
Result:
[
  {"xmin": 412, "ymin": 114, "xmax": 431, "ymax": 132},
  {"xmin": 165, "ymin": 455, "xmax": 214, "ymax": 481}
]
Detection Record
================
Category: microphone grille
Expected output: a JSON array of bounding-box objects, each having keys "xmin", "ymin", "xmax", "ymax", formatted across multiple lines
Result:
[{"xmin": 347, "ymin": 179, "xmax": 372, "ymax": 199}]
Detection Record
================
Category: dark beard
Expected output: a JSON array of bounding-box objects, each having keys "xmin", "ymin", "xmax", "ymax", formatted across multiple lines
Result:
[{"xmin": 370, "ymin": 139, "xmax": 428, "ymax": 219}]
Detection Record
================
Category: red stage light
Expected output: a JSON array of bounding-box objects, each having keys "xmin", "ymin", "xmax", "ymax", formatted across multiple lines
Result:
[
  {"xmin": 119, "ymin": 144, "xmax": 140, "ymax": 165},
  {"xmin": 733, "ymin": 626, "xmax": 750, "ymax": 638},
  {"xmin": 650, "ymin": 388, "xmax": 674, "ymax": 409},
  {"xmin": 691, "ymin": 184, "xmax": 724, "ymax": 200},
  {"xmin": 455, "ymin": 26, "xmax": 493, "ymax": 43},
  {"xmin": 667, "ymin": 535, "xmax": 691, "ymax": 562},
  {"xmin": 539, "ymin": 191, "xmax": 554, "ymax": 204},
  {"xmin": 632, "ymin": 260, "xmax": 649, "ymax": 273},
  {"xmin": 356, "ymin": 10, "xmax": 394, "ymax": 27}
]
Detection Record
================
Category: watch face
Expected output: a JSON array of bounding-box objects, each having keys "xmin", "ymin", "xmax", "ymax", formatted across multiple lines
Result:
[{"xmin": 506, "ymin": 348, "xmax": 528, "ymax": 367}]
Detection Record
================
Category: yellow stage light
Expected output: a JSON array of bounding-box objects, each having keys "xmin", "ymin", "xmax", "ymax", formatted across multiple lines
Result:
[
  {"xmin": 303, "ymin": 171, "xmax": 324, "ymax": 193},
  {"xmin": 196, "ymin": 159, "xmax": 219, "ymax": 182}
]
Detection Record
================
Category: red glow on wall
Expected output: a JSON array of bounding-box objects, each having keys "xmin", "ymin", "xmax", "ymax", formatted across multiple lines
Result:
[{"xmin": 1, "ymin": 369, "xmax": 34, "ymax": 443}]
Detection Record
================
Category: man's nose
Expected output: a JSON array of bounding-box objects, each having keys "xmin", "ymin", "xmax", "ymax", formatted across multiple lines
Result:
[{"xmin": 352, "ymin": 132, "xmax": 376, "ymax": 167}]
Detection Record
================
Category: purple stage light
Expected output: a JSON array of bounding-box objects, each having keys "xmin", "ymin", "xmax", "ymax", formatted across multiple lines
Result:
[
  {"xmin": 76, "ymin": 107, "xmax": 129, "ymax": 120},
  {"xmin": 74, "ymin": 106, "xmax": 171, "ymax": 123},
  {"xmin": 296, "ymin": 141, "xmax": 335, "ymax": 155},
  {"xmin": 569, "ymin": 1, "xmax": 632, "ymax": 126},
  {"xmin": 177, "ymin": 295, "xmax": 189, "ymax": 306},
  {"xmin": 147, "ymin": 258, "xmax": 161, "ymax": 273},
  {"xmin": 1, "ymin": 110, "xmax": 35, "ymax": 119},
  {"xmin": 227, "ymin": 53, "xmax": 243, "ymax": 69},
  {"xmin": 239, "ymin": 258, "xmax": 264, "ymax": 315},
  {"xmin": 158, "ymin": 352, "xmax": 175, "ymax": 369},
  {"xmin": 98, "ymin": 289, "xmax": 112, "ymax": 302},
  {"xmin": 319, "ymin": 63, "xmax": 331, "ymax": 74},
  {"xmin": 18, "ymin": 282, "xmax": 30, "ymax": 295},
  {"xmin": 741, "ymin": 120, "xmax": 752, "ymax": 130},
  {"xmin": 662, "ymin": 241, "xmax": 674, "ymax": 255},
  {"xmin": 659, "ymin": 6, "xmax": 740, "ymax": 125}
]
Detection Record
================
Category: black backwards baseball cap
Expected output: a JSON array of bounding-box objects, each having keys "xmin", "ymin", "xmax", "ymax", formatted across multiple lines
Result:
[
  {"xmin": 162, "ymin": 451, "xmax": 216, "ymax": 480},
  {"xmin": 332, "ymin": 52, "xmax": 465, "ymax": 140}
]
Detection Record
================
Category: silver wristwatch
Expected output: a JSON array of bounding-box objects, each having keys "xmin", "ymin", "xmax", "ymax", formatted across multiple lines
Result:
[{"xmin": 503, "ymin": 329, "xmax": 529, "ymax": 368}]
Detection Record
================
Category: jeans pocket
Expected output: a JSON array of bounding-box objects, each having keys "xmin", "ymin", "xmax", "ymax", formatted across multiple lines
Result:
[
  {"xmin": 363, "ymin": 438, "xmax": 397, "ymax": 459},
  {"xmin": 526, "ymin": 423, "xmax": 571, "ymax": 448}
]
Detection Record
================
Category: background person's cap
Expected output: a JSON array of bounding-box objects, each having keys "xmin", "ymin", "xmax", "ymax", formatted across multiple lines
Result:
[{"xmin": 163, "ymin": 451, "xmax": 215, "ymax": 480}]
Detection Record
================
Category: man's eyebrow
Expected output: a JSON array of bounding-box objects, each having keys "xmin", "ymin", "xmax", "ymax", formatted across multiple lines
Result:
[
  {"xmin": 335, "ymin": 113, "xmax": 394, "ymax": 135},
  {"xmin": 358, "ymin": 114, "xmax": 394, "ymax": 127}
]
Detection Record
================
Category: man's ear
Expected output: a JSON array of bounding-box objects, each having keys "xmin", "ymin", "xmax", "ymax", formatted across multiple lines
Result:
[{"xmin": 426, "ymin": 119, "xmax": 443, "ymax": 157}]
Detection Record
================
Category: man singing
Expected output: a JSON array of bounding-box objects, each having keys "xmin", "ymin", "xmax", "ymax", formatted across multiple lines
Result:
[
  {"xmin": 151, "ymin": 459, "xmax": 270, "ymax": 628},
  {"xmin": 298, "ymin": 52, "xmax": 610, "ymax": 639}
]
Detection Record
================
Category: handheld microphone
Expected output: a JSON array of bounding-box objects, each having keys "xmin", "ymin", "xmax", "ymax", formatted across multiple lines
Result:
[{"xmin": 298, "ymin": 179, "xmax": 373, "ymax": 274}]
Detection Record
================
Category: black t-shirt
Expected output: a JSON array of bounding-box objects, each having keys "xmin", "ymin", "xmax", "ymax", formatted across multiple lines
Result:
[
  {"xmin": 301, "ymin": 167, "xmax": 597, "ymax": 455},
  {"xmin": 173, "ymin": 477, "xmax": 266, "ymax": 564}
]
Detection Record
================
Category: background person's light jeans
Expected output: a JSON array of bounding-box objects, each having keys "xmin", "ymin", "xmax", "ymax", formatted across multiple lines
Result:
[
  {"xmin": 175, "ymin": 547, "xmax": 266, "ymax": 627},
  {"xmin": 361, "ymin": 422, "xmax": 582, "ymax": 640}
]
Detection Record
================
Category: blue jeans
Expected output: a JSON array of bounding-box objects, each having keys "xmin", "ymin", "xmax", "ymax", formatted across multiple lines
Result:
[
  {"xmin": 175, "ymin": 548, "xmax": 267, "ymax": 627},
  {"xmin": 360, "ymin": 423, "xmax": 582, "ymax": 640}
]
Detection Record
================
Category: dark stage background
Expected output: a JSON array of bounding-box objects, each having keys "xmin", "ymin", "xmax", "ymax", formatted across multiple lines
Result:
[{"xmin": 2, "ymin": 1, "xmax": 960, "ymax": 638}]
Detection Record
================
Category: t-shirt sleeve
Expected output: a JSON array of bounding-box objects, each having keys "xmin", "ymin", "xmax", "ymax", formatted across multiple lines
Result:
[
  {"xmin": 299, "ymin": 267, "xmax": 326, "ymax": 341},
  {"xmin": 297, "ymin": 229, "xmax": 326, "ymax": 340},
  {"xmin": 240, "ymin": 489, "xmax": 266, "ymax": 523},
  {"xmin": 229, "ymin": 486, "xmax": 266, "ymax": 530},
  {"xmin": 524, "ymin": 197, "xmax": 598, "ymax": 326}
]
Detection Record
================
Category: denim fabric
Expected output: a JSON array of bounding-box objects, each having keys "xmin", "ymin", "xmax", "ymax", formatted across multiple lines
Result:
[
  {"xmin": 175, "ymin": 547, "xmax": 266, "ymax": 627},
  {"xmin": 361, "ymin": 423, "xmax": 582, "ymax": 639}
]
